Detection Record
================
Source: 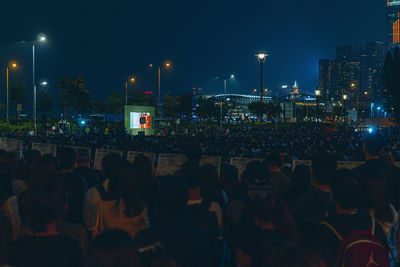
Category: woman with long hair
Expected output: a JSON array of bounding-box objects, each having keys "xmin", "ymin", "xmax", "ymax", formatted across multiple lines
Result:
[{"xmin": 94, "ymin": 161, "xmax": 149, "ymax": 239}]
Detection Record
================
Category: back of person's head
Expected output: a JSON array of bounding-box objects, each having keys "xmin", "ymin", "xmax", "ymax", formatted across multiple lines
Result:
[
  {"xmin": 42, "ymin": 153, "xmax": 57, "ymax": 167},
  {"xmin": 0, "ymin": 163, "xmax": 13, "ymax": 206},
  {"xmin": 29, "ymin": 159, "xmax": 57, "ymax": 188},
  {"xmin": 362, "ymin": 160, "xmax": 394, "ymax": 223},
  {"xmin": 132, "ymin": 154, "xmax": 154, "ymax": 182},
  {"xmin": 112, "ymin": 160, "xmax": 147, "ymax": 217},
  {"xmin": 180, "ymin": 160, "xmax": 202, "ymax": 189},
  {"xmin": 311, "ymin": 152, "xmax": 337, "ymax": 186},
  {"xmin": 184, "ymin": 142, "xmax": 202, "ymax": 163},
  {"xmin": 154, "ymin": 176, "xmax": 188, "ymax": 217},
  {"xmin": 292, "ymin": 165, "xmax": 311, "ymax": 192},
  {"xmin": 220, "ymin": 164, "xmax": 239, "ymax": 184},
  {"xmin": 76, "ymin": 149, "xmax": 90, "ymax": 166},
  {"xmin": 242, "ymin": 160, "xmax": 270, "ymax": 185},
  {"xmin": 24, "ymin": 150, "xmax": 41, "ymax": 165},
  {"xmin": 266, "ymin": 154, "xmax": 283, "ymax": 168},
  {"xmin": 0, "ymin": 152, "xmax": 20, "ymax": 180},
  {"xmin": 364, "ymin": 133, "xmax": 384, "ymax": 156},
  {"xmin": 101, "ymin": 152, "xmax": 121, "ymax": 178},
  {"xmin": 85, "ymin": 230, "xmax": 142, "ymax": 267},
  {"xmin": 56, "ymin": 147, "xmax": 76, "ymax": 170},
  {"xmin": 200, "ymin": 164, "xmax": 220, "ymax": 202},
  {"xmin": 28, "ymin": 180, "xmax": 67, "ymax": 233},
  {"xmin": 331, "ymin": 169, "xmax": 361, "ymax": 210}
]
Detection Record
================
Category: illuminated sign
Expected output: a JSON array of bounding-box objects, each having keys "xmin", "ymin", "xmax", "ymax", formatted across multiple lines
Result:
[{"xmin": 394, "ymin": 14, "xmax": 400, "ymax": 44}]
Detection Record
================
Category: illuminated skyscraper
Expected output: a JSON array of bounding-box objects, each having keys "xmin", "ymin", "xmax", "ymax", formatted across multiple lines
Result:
[{"xmin": 386, "ymin": 0, "xmax": 400, "ymax": 51}]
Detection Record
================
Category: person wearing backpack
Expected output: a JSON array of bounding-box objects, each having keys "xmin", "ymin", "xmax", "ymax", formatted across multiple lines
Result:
[
  {"xmin": 318, "ymin": 169, "xmax": 390, "ymax": 267},
  {"xmin": 82, "ymin": 153, "xmax": 121, "ymax": 234}
]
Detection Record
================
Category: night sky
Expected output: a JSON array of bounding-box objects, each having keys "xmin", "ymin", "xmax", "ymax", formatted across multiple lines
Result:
[{"xmin": 0, "ymin": 0, "xmax": 387, "ymax": 105}]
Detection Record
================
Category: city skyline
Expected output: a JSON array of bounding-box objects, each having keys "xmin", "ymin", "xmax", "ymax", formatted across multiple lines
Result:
[{"xmin": 0, "ymin": 0, "xmax": 391, "ymax": 101}]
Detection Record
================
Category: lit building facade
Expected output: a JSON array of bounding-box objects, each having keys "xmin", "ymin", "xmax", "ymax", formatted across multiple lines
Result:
[{"xmin": 386, "ymin": 0, "xmax": 400, "ymax": 51}]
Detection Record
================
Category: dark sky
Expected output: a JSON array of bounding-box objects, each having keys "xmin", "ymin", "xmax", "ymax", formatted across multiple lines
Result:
[{"xmin": 0, "ymin": 0, "xmax": 387, "ymax": 103}]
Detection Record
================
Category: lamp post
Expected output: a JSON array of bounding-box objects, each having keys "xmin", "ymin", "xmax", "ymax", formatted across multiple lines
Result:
[
  {"xmin": 256, "ymin": 53, "xmax": 268, "ymax": 102},
  {"xmin": 6, "ymin": 62, "xmax": 18, "ymax": 119},
  {"xmin": 149, "ymin": 61, "xmax": 172, "ymax": 112},
  {"xmin": 315, "ymin": 89, "xmax": 321, "ymax": 120},
  {"xmin": 125, "ymin": 76, "xmax": 136, "ymax": 104},
  {"xmin": 33, "ymin": 33, "xmax": 47, "ymax": 134}
]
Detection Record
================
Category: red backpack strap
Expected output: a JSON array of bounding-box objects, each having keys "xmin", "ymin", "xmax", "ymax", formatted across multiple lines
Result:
[{"xmin": 320, "ymin": 221, "xmax": 343, "ymax": 241}]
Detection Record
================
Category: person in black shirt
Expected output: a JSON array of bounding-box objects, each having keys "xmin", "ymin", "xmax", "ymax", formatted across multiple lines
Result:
[
  {"xmin": 74, "ymin": 148, "xmax": 101, "ymax": 189},
  {"xmin": 318, "ymin": 169, "xmax": 388, "ymax": 260},
  {"xmin": 291, "ymin": 152, "xmax": 337, "ymax": 237},
  {"xmin": 13, "ymin": 181, "xmax": 82, "ymax": 267}
]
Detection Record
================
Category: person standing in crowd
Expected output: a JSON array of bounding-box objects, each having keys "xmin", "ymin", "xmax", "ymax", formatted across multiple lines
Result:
[
  {"xmin": 291, "ymin": 152, "xmax": 337, "ymax": 236},
  {"xmin": 318, "ymin": 169, "xmax": 388, "ymax": 263},
  {"xmin": 56, "ymin": 147, "xmax": 87, "ymax": 224},
  {"xmin": 355, "ymin": 134, "xmax": 400, "ymax": 211},
  {"xmin": 265, "ymin": 154, "xmax": 290, "ymax": 203},
  {"xmin": 13, "ymin": 181, "xmax": 82, "ymax": 267},
  {"xmin": 83, "ymin": 153, "xmax": 121, "ymax": 234},
  {"xmin": 74, "ymin": 148, "xmax": 101, "ymax": 189},
  {"xmin": 94, "ymin": 160, "xmax": 149, "ymax": 239}
]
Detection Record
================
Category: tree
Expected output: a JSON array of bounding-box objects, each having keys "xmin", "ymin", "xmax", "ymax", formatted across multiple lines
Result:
[
  {"xmin": 10, "ymin": 81, "xmax": 28, "ymax": 117},
  {"xmin": 129, "ymin": 91, "xmax": 156, "ymax": 107},
  {"xmin": 57, "ymin": 76, "xmax": 90, "ymax": 115},
  {"xmin": 108, "ymin": 91, "xmax": 124, "ymax": 114},
  {"xmin": 175, "ymin": 94, "xmax": 193, "ymax": 121},
  {"xmin": 383, "ymin": 48, "xmax": 400, "ymax": 121},
  {"xmin": 163, "ymin": 94, "xmax": 179, "ymax": 121},
  {"xmin": 331, "ymin": 105, "xmax": 347, "ymax": 119},
  {"xmin": 90, "ymin": 100, "xmax": 108, "ymax": 114},
  {"xmin": 195, "ymin": 97, "xmax": 219, "ymax": 121},
  {"xmin": 37, "ymin": 89, "xmax": 53, "ymax": 120},
  {"xmin": 248, "ymin": 101, "xmax": 268, "ymax": 120}
]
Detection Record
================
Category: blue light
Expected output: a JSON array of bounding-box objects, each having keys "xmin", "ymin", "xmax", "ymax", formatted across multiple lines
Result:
[
  {"xmin": 80, "ymin": 120, "xmax": 86, "ymax": 125},
  {"xmin": 377, "ymin": 107, "xmax": 381, "ymax": 110},
  {"xmin": 368, "ymin": 128, "xmax": 373, "ymax": 133}
]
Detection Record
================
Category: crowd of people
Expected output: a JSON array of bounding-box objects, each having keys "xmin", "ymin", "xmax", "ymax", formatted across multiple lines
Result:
[
  {"xmin": 5, "ymin": 123, "xmax": 400, "ymax": 163},
  {"xmin": 1, "ymin": 129, "xmax": 400, "ymax": 267}
]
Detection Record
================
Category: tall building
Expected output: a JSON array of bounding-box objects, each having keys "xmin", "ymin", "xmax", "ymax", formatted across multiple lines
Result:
[
  {"xmin": 317, "ymin": 43, "xmax": 384, "ymax": 112},
  {"xmin": 386, "ymin": 0, "xmax": 400, "ymax": 51}
]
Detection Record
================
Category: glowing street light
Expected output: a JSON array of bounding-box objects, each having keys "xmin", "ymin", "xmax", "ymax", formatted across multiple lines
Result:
[
  {"xmin": 343, "ymin": 94, "xmax": 348, "ymax": 100},
  {"xmin": 33, "ymin": 33, "xmax": 48, "ymax": 134},
  {"xmin": 315, "ymin": 89, "xmax": 321, "ymax": 96},
  {"xmin": 6, "ymin": 61, "xmax": 19, "ymax": 119},
  {"xmin": 40, "ymin": 81, "xmax": 48, "ymax": 86},
  {"xmin": 230, "ymin": 74, "xmax": 235, "ymax": 78},
  {"xmin": 364, "ymin": 91, "xmax": 368, "ymax": 95},
  {"xmin": 255, "ymin": 52, "xmax": 268, "ymax": 102},
  {"xmin": 149, "ymin": 60, "xmax": 173, "ymax": 109}
]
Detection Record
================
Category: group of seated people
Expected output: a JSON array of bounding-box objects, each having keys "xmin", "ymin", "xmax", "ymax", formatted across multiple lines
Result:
[{"xmin": 0, "ymin": 133, "xmax": 400, "ymax": 267}]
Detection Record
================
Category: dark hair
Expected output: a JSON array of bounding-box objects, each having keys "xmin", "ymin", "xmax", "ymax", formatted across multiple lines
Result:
[
  {"xmin": 0, "ymin": 210, "xmax": 13, "ymax": 264},
  {"xmin": 42, "ymin": 153, "xmax": 57, "ymax": 167},
  {"xmin": 331, "ymin": 169, "xmax": 361, "ymax": 210},
  {"xmin": 266, "ymin": 154, "xmax": 283, "ymax": 168},
  {"xmin": 180, "ymin": 160, "xmax": 202, "ymax": 189},
  {"xmin": 242, "ymin": 160, "xmax": 270, "ymax": 184},
  {"xmin": 29, "ymin": 159, "xmax": 57, "ymax": 188},
  {"xmin": 101, "ymin": 153, "xmax": 121, "ymax": 178},
  {"xmin": 0, "ymin": 163, "xmax": 13, "ymax": 206},
  {"xmin": 362, "ymin": 160, "xmax": 394, "ymax": 223},
  {"xmin": 200, "ymin": 164, "xmax": 220, "ymax": 203},
  {"xmin": 292, "ymin": 165, "xmax": 311, "ymax": 194},
  {"xmin": 154, "ymin": 176, "xmax": 188, "ymax": 216},
  {"xmin": 220, "ymin": 164, "xmax": 239, "ymax": 183},
  {"xmin": 76, "ymin": 149, "xmax": 90, "ymax": 164},
  {"xmin": 24, "ymin": 150, "xmax": 41, "ymax": 164},
  {"xmin": 0, "ymin": 152, "xmax": 21, "ymax": 181},
  {"xmin": 28, "ymin": 181, "xmax": 66, "ymax": 233},
  {"xmin": 56, "ymin": 147, "xmax": 76, "ymax": 170},
  {"xmin": 311, "ymin": 152, "xmax": 337, "ymax": 185},
  {"xmin": 85, "ymin": 230, "xmax": 142, "ymax": 267},
  {"xmin": 132, "ymin": 154, "xmax": 154, "ymax": 182},
  {"xmin": 110, "ymin": 161, "xmax": 147, "ymax": 217},
  {"xmin": 364, "ymin": 134, "xmax": 384, "ymax": 156}
]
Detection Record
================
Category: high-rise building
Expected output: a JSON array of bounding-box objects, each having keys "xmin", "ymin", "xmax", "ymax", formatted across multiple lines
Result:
[
  {"xmin": 317, "ymin": 43, "xmax": 384, "ymax": 111},
  {"xmin": 386, "ymin": 0, "xmax": 400, "ymax": 51}
]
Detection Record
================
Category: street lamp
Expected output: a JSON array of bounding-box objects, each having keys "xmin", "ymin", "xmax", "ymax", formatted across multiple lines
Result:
[
  {"xmin": 33, "ymin": 33, "xmax": 47, "ymax": 134},
  {"xmin": 6, "ymin": 61, "xmax": 18, "ymax": 119},
  {"xmin": 125, "ymin": 76, "xmax": 136, "ymax": 104},
  {"xmin": 149, "ymin": 60, "xmax": 172, "ymax": 111},
  {"xmin": 343, "ymin": 95, "xmax": 348, "ymax": 100},
  {"xmin": 256, "ymin": 53, "xmax": 268, "ymax": 102}
]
